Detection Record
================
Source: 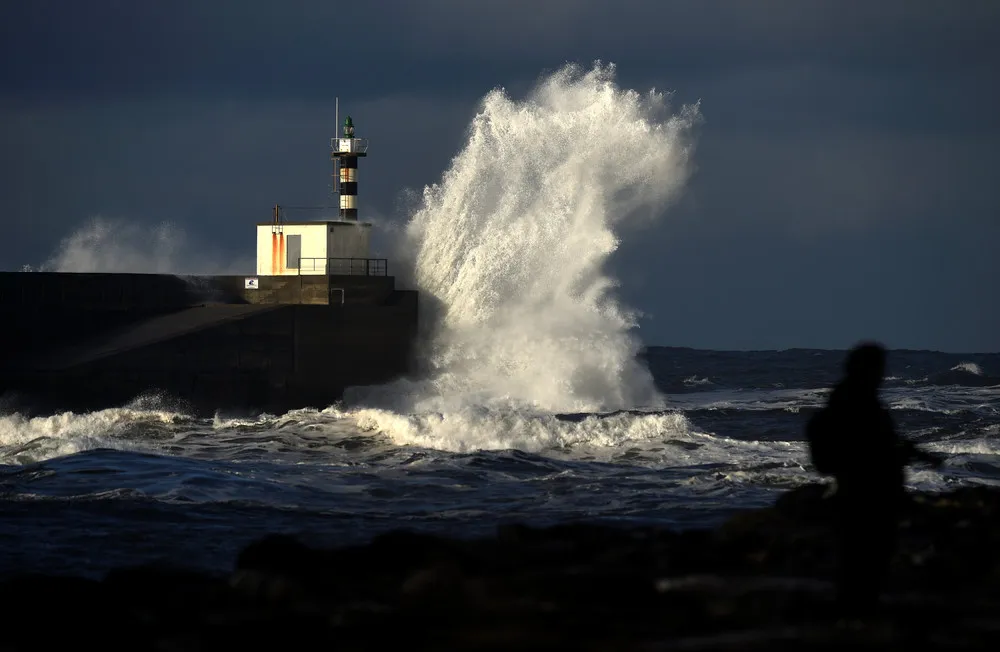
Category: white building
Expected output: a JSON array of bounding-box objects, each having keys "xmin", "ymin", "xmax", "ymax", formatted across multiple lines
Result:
[{"xmin": 255, "ymin": 220, "xmax": 372, "ymax": 276}]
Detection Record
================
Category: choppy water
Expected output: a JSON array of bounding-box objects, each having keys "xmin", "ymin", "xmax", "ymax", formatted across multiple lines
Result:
[{"xmin": 2, "ymin": 348, "xmax": 997, "ymax": 578}]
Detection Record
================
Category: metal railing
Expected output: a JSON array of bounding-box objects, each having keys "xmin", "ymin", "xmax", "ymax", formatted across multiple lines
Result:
[
  {"xmin": 297, "ymin": 258, "xmax": 387, "ymax": 276},
  {"xmin": 330, "ymin": 137, "xmax": 370, "ymax": 154}
]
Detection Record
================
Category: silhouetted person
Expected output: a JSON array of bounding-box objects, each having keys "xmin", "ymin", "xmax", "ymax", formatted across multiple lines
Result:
[{"xmin": 807, "ymin": 342, "xmax": 942, "ymax": 617}]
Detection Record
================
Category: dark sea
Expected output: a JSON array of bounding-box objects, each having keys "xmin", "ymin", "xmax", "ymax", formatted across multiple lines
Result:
[{"xmin": 2, "ymin": 347, "xmax": 997, "ymax": 579}]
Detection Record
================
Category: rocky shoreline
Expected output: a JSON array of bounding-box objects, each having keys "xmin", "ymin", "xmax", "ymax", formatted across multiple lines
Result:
[{"xmin": 4, "ymin": 484, "xmax": 999, "ymax": 650}]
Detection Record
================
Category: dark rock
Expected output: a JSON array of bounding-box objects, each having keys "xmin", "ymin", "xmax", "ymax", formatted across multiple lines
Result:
[
  {"xmin": 2, "ymin": 484, "xmax": 1000, "ymax": 650},
  {"xmin": 773, "ymin": 482, "xmax": 837, "ymax": 522}
]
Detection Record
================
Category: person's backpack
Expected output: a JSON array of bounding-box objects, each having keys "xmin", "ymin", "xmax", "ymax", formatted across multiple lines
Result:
[{"xmin": 806, "ymin": 407, "xmax": 841, "ymax": 475}]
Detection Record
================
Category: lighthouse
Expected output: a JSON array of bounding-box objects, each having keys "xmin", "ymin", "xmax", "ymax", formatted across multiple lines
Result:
[
  {"xmin": 332, "ymin": 115, "xmax": 368, "ymax": 220},
  {"xmin": 254, "ymin": 113, "xmax": 376, "ymax": 277}
]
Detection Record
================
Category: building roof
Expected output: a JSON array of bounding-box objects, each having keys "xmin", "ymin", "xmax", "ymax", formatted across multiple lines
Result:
[{"xmin": 254, "ymin": 221, "xmax": 373, "ymax": 227}]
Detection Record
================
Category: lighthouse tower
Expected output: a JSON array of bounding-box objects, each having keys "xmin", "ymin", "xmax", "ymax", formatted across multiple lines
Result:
[{"xmin": 332, "ymin": 116, "xmax": 368, "ymax": 220}]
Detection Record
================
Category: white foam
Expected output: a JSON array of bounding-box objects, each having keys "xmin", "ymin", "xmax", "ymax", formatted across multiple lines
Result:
[
  {"xmin": 951, "ymin": 362, "xmax": 984, "ymax": 376},
  {"xmin": 0, "ymin": 407, "xmax": 182, "ymax": 464},
  {"xmin": 926, "ymin": 434, "xmax": 1000, "ymax": 457},
  {"xmin": 341, "ymin": 406, "xmax": 690, "ymax": 455},
  {"xmin": 884, "ymin": 385, "xmax": 1000, "ymax": 415},
  {"xmin": 683, "ymin": 376, "xmax": 713, "ymax": 387}
]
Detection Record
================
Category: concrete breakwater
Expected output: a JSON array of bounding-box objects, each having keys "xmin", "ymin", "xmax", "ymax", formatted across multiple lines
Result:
[{"xmin": 0, "ymin": 271, "xmax": 418, "ymax": 415}]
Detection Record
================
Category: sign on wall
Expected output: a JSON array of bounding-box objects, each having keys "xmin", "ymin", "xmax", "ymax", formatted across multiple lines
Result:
[{"xmin": 245, "ymin": 278, "xmax": 259, "ymax": 289}]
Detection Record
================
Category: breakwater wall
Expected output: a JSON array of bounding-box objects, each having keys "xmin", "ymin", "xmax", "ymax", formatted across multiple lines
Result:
[{"xmin": 0, "ymin": 272, "xmax": 417, "ymax": 415}]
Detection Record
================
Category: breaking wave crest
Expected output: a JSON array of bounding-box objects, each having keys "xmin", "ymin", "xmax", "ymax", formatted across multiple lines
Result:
[
  {"xmin": 0, "ymin": 405, "xmax": 183, "ymax": 464},
  {"xmin": 345, "ymin": 407, "xmax": 693, "ymax": 455},
  {"xmin": 339, "ymin": 63, "xmax": 700, "ymax": 451},
  {"xmin": 343, "ymin": 63, "xmax": 699, "ymax": 452}
]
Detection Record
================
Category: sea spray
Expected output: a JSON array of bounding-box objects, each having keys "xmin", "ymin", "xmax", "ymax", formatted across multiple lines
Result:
[
  {"xmin": 342, "ymin": 63, "xmax": 700, "ymax": 449},
  {"xmin": 44, "ymin": 217, "xmax": 186, "ymax": 273},
  {"xmin": 41, "ymin": 216, "xmax": 252, "ymax": 275}
]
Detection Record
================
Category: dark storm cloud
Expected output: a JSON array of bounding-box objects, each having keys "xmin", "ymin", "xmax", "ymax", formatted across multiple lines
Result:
[
  {"xmin": 3, "ymin": 1, "xmax": 996, "ymax": 98},
  {"xmin": 1, "ymin": 0, "xmax": 997, "ymax": 350},
  {"xmin": 404, "ymin": 0, "xmax": 997, "ymax": 73}
]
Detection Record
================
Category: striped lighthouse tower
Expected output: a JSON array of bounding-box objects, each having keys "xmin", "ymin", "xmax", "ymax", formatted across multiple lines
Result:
[{"xmin": 331, "ymin": 115, "xmax": 368, "ymax": 220}]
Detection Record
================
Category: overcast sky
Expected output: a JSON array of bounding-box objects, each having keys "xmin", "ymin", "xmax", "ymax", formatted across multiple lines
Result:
[{"xmin": 2, "ymin": 0, "xmax": 997, "ymax": 351}]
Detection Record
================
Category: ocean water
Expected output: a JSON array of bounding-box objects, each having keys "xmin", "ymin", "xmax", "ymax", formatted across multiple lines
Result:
[
  {"xmin": 2, "ymin": 349, "xmax": 998, "ymax": 579},
  {"xmin": 2, "ymin": 65, "xmax": 998, "ymax": 578}
]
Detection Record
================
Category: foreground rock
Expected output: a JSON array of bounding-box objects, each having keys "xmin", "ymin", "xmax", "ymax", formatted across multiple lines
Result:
[{"xmin": 5, "ymin": 484, "xmax": 1000, "ymax": 650}]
